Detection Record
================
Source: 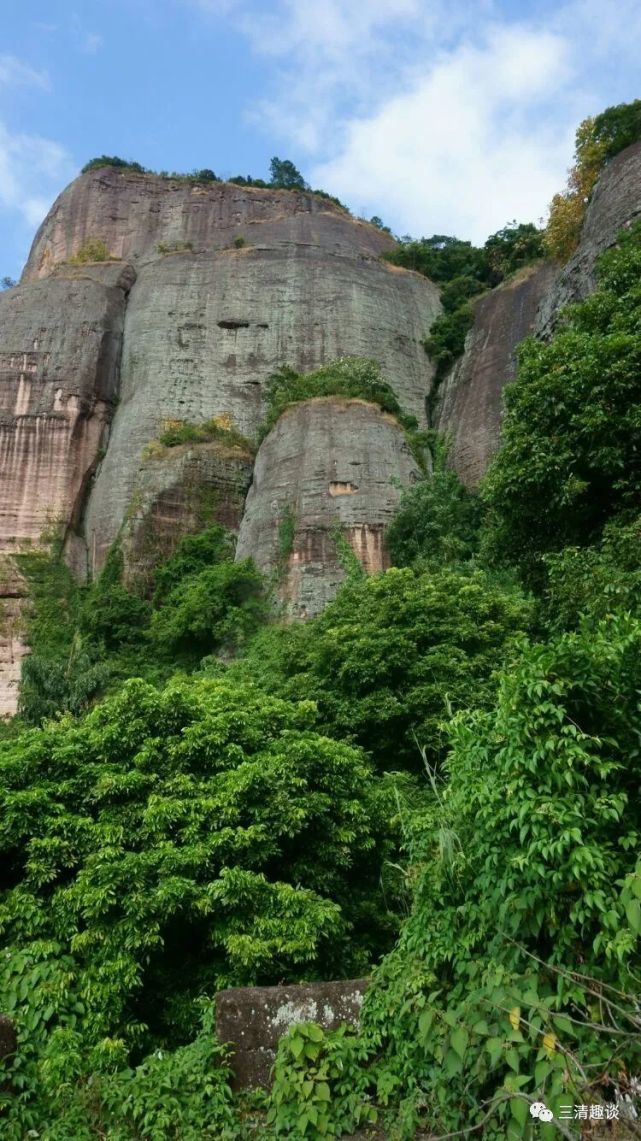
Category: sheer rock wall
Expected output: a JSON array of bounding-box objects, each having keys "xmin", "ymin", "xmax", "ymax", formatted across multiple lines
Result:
[
  {"xmin": 536, "ymin": 140, "xmax": 641, "ymax": 337},
  {"xmin": 235, "ymin": 398, "xmax": 421, "ymax": 617},
  {"xmin": 433, "ymin": 263, "xmax": 558, "ymax": 488}
]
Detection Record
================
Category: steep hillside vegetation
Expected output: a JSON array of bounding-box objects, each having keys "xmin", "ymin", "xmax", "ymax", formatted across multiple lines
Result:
[{"xmin": 1, "ymin": 102, "xmax": 641, "ymax": 1138}]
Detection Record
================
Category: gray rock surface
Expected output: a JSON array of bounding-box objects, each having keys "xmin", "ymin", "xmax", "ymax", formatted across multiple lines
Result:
[
  {"xmin": 82, "ymin": 238, "xmax": 438, "ymax": 573},
  {"xmin": 0, "ymin": 265, "xmax": 132, "ymax": 552},
  {"xmin": 0, "ymin": 559, "xmax": 27, "ymax": 717},
  {"xmin": 236, "ymin": 398, "xmax": 421, "ymax": 615},
  {"xmin": 434, "ymin": 262, "xmax": 558, "ymax": 488},
  {"xmin": 22, "ymin": 168, "xmax": 395, "ymax": 281},
  {"xmin": 215, "ymin": 978, "xmax": 368, "ymax": 1089},
  {"xmin": 120, "ymin": 438, "xmax": 254, "ymax": 591},
  {"xmin": 536, "ymin": 140, "xmax": 641, "ymax": 337}
]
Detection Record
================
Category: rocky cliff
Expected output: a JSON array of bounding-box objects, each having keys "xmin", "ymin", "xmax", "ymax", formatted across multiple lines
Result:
[
  {"xmin": 0, "ymin": 168, "xmax": 440, "ymax": 712},
  {"xmin": 1, "ymin": 143, "xmax": 641, "ymax": 714},
  {"xmin": 433, "ymin": 262, "xmax": 558, "ymax": 488},
  {"xmin": 436, "ymin": 140, "xmax": 641, "ymax": 488},
  {"xmin": 236, "ymin": 397, "xmax": 421, "ymax": 616}
]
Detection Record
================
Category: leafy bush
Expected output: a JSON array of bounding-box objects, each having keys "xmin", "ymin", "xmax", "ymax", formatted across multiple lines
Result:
[
  {"xmin": 149, "ymin": 559, "xmax": 267, "ymax": 663},
  {"xmin": 546, "ymin": 99, "xmax": 641, "ymax": 261},
  {"xmin": 68, "ymin": 237, "xmax": 112, "ymax": 264},
  {"xmin": 267, "ymin": 1023, "xmax": 375, "ymax": 1138},
  {"xmin": 482, "ymin": 222, "xmax": 641, "ymax": 585},
  {"xmin": 80, "ymin": 546, "xmax": 151, "ymax": 650},
  {"xmin": 156, "ymin": 414, "xmax": 253, "ymax": 454},
  {"xmin": 543, "ymin": 514, "xmax": 641, "ymax": 630},
  {"xmin": 423, "ymin": 303, "xmax": 475, "ymax": 384},
  {"xmin": 81, "ymin": 155, "xmax": 148, "ymax": 174},
  {"xmin": 232, "ymin": 565, "xmax": 531, "ymax": 771},
  {"xmin": 353, "ymin": 614, "xmax": 641, "ymax": 1137},
  {"xmin": 0, "ymin": 675, "xmax": 403, "ymax": 1131},
  {"xmin": 387, "ymin": 450, "xmax": 481, "ymax": 568}
]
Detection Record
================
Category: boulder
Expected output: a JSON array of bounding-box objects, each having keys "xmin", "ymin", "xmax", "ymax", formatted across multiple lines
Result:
[{"xmin": 215, "ymin": 978, "xmax": 369, "ymax": 1089}]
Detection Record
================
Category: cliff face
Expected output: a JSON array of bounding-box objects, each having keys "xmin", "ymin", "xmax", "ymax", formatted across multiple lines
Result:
[
  {"xmin": 536, "ymin": 140, "xmax": 641, "ymax": 337},
  {"xmin": 0, "ymin": 169, "xmax": 440, "ymax": 711},
  {"xmin": 235, "ymin": 398, "xmax": 421, "ymax": 617},
  {"xmin": 435, "ymin": 140, "xmax": 641, "ymax": 489},
  {"xmin": 433, "ymin": 263, "xmax": 558, "ymax": 488},
  {"xmin": 1, "ymin": 144, "xmax": 640, "ymax": 714}
]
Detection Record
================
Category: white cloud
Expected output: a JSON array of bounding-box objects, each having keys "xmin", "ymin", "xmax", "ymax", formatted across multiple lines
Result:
[
  {"xmin": 0, "ymin": 55, "xmax": 50, "ymax": 91},
  {"xmin": 310, "ymin": 24, "xmax": 575, "ymax": 241},
  {"xmin": 187, "ymin": 0, "xmax": 641, "ymax": 240},
  {"xmin": 0, "ymin": 122, "xmax": 74, "ymax": 231},
  {"xmin": 81, "ymin": 33, "xmax": 104, "ymax": 55}
]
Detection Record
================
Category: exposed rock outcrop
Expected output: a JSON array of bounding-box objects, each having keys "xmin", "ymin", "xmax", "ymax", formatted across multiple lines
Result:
[
  {"xmin": 215, "ymin": 978, "xmax": 368, "ymax": 1089},
  {"xmin": 0, "ymin": 560, "xmax": 28, "ymax": 717},
  {"xmin": 22, "ymin": 168, "xmax": 393, "ymax": 281},
  {"xmin": 75, "ymin": 179, "xmax": 439, "ymax": 572},
  {"xmin": 536, "ymin": 140, "xmax": 641, "ymax": 337},
  {"xmin": 236, "ymin": 398, "xmax": 421, "ymax": 615},
  {"xmin": 120, "ymin": 439, "xmax": 254, "ymax": 591},
  {"xmin": 0, "ymin": 263, "xmax": 132, "ymax": 550},
  {"xmin": 433, "ymin": 263, "xmax": 558, "ymax": 488}
]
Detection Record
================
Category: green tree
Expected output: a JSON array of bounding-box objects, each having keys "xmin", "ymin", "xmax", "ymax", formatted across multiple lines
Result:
[
  {"xmin": 0, "ymin": 676, "xmax": 403, "ymax": 1132},
  {"xmin": 269, "ymin": 156, "xmax": 308, "ymax": 190},
  {"xmin": 149, "ymin": 559, "xmax": 267, "ymax": 663},
  {"xmin": 387, "ymin": 459, "xmax": 481, "ymax": 569},
  {"xmin": 234, "ymin": 565, "xmax": 531, "ymax": 771},
  {"xmin": 352, "ymin": 614, "xmax": 641, "ymax": 1136},
  {"xmin": 482, "ymin": 222, "xmax": 641, "ymax": 586},
  {"xmin": 483, "ymin": 221, "xmax": 545, "ymax": 280}
]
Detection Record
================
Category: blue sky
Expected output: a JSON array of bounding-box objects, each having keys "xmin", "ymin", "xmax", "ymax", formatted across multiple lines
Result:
[{"xmin": 2, "ymin": 0, "xmax": 640, "ymax": 279}]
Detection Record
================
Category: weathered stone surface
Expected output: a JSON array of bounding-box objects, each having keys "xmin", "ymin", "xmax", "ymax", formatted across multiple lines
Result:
[
  {"xmin": 119, "ymin": 439, "xmax": 254, "ymax": 590},
  {"xmin": 0, "ymin": 267, "xmax": 131, "ymax": 551},
  {"xmin": 215, "ymin": 978, "xmax": 368, "ymax": 1089},
  {"xmin": 22, "ymin": 168, "xmax": 395, "ymax": 281},
  {"xmin": 0, "ymin": 559, "xmax": 27, "ymax": 718},
  {"xmin": 236, "ymin": 398, "xmax": 421, "ymax": 616},
  {"xmin": 536, "ymin": 140, "xmax": 641, "ymax": 337},
  {"xmin": 434, "ymin": 262, "xmax": 558, "ymax": 488},
  {"xmin": 83, "ymin": 240, "xmax": 437, "ymax": 573}
]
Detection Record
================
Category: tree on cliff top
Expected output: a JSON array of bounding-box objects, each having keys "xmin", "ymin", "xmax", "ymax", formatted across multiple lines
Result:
[{"xmin": 269, "ymin": 156, "xmax": 309, "ymax": 190}]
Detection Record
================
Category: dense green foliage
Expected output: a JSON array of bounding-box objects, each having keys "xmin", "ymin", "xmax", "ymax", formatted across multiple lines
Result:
[
  {"xmin": 351, "ymin": 615, "xmax": 641, "ymax": 1137},
  {"xmin": 0, "ymin": 677, "xmax": 402, "ymax": 1135},
  {"xmin": 230, "ymin": 565, "xmax": 531, "ymax": 771},
  {"xmin": 482, "ymin": 222, "xmax": 641, "ymax": 585},
  {"xmin": 16, "ymin": 526, "xmax": 267, "ymax": 725},
  {"xmin": 260, "ymin": 357, "xmax": 413, "ymax": 436},
  {"xmin": 269, "ymin": 156, "xmax": 308, "ymax": 189},
  {"xmin": 6, "ymin": 112, "xmax": 641, "ymax": 1136},
  {"xmin": 386, "ymin": 449, "xmax": 481, "ymax": 568},
  {"xmin": 384, "ymin": 224, "xmax": 545, "ymax": 395}
]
